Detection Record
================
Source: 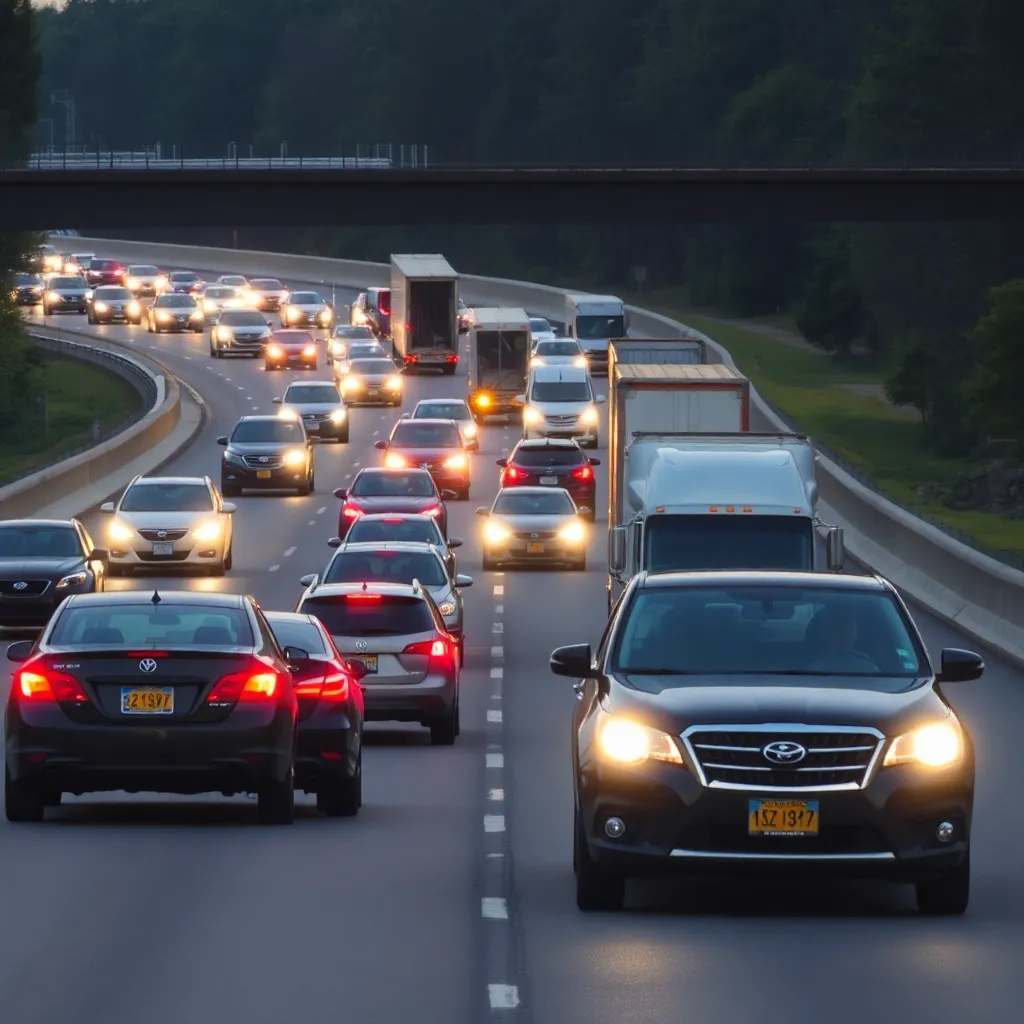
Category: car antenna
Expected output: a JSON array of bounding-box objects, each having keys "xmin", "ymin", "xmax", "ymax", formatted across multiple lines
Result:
[{"xmin": 151, "ymin": 589, "xmax": 162, "ymax": 605}]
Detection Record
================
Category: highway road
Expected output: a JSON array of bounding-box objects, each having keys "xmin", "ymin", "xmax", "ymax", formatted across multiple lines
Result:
[{"xmin": 2, "ymin": 259, "xmax": 1023, "ymax": 1023}]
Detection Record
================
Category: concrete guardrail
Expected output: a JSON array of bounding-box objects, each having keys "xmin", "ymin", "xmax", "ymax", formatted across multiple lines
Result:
[{"xmin": 56, "ymin": 235, "xmax": 1024, "ymax": 664}]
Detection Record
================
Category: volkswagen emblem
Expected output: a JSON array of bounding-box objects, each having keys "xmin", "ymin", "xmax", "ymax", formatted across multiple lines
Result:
[
  {"xmin": 259, "ymin": 456, "xmax": 269, "ymax": 463},
  {"xmin": 12, "ymin": 581, "xmax": 28, "ymax": 591},
  {"xmin": 762, "ymin": 741, "xmax": 807, "ymax": 765},
  {"xmin": 139, "ymin": 658, "xmax": 158, "ymax": 673},
  {"xmin": 355, "ymin": 641, "xmax": 368, "ymax": 653},
  {"xmin": 157, "ymin": 530, "xmax": 168, "ymax": 539}
]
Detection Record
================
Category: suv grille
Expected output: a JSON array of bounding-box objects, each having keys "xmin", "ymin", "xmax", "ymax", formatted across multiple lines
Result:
[
  {"xmin": 513, "ymin": 530, "xmax": 558, "ymax": 540},
  {"xmin": 138, "ymin": 529, "xmax": 189, "ymax": 542},
  {"xmin": 684, "ymin": 728, "xmax": 882, "ymax": 791},
  {"xmin": 243, "ymin": 454, "xmax": 284, "ymax": 469},
  {"xmin": 0, "ymin": 579, "xmax": 50, "ymax": 597}
]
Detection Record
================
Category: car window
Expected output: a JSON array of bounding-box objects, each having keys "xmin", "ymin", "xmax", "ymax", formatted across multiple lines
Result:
[
  {"xmin": 493, "ymin": 491, "xmax": 575, "ymax": 515},
  {"xmin": 49, "ymin": 277, "xmax": 84, "ymax": 288},
  {"xmin": 536, "ymin": 341, "xmax": 580, "ymax": 357},
  {"xmin": 300, "ymin": 594, "xmax": 433, "ymax": 636},
  {"xmin": 352, "ymin": 359, "xmax": 395, "ymax": 374},
  {"xmin": 391, "ymin": 423, "xmax": 461, "ymax": 447},
  {"xmin": 530, "ymin": 381, "xmax": 592, "ymax": 402},
  {"xmin": 231, "ymin": 420, "xmax": 305, "ymax": 443},
  {"xmin": 334, "ymin": 326, "xmax": 375, "ymax": 339},
  {"xmin": 51, "ymin": 606, "xmax": 253, "ymax": 646},
  {"xmin": 156, "ymin": 295, "xmax": 196, "ymax": 307},
  {"xmin": 325, "ymin": 550, "xmax": 447, "ymax": 587},
  {"xmin": 346, "ymin": 518, "xmax": 442, "ymax": 545},
  {"xmin": 0, "ymin": 525, "xmax": 82, "ymax": 558},
  {"xmin": 120, "ymin": 482, "xmax": 214, "ymax": 512},
  {"xmin": 415, "ymin": 403, "xmax": 470, "ymax": 420},
  {"xmin": 284, "ymin": 384, "xmax": 339, "ymax": 404},
  {"xmin": 264, "ymin": 615, "xmax": 328, "ymax": 655},
  {"xmin": 129, "ymin": 266, "xmax": 158, "ymax": 275},
  {"xmin": 290, "ymin": 292, "xmax": 322, "ymax": 304},
  {"xmin": 512, "ymin": 447, "xmax": 585, "ymax": 466},
  {"xmin": 251, "ymin": 279, "xmax": 283, "ymax": 289},
  {"xmin": 219, "ymin": 311, "xmax": 267, "ymax": 326},
  {"xmin": 350, "ymin": 471, "xmax": 435, "ymax": 497},
  {"xmin": 95, "ymin": 287, "xmax": 132, "ymax": 299}
]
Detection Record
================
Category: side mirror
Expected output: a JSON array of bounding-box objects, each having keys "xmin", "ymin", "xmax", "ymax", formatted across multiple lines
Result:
[
  {"xmin": 826, "ymin": 527, "xmax": 844, "ymax": 571},
  {"xmin": 299, "ymin": 573, "xmax": 318, "ymax": 587},
  {"xmin": 99, "ymin": 502, "xmax": 116, "ymax": 513},
  {"xmin": 550, "ymin": 643, "xmax": 593, "ymax": 678},
  {"xmin": 7, "ymin": 640, "xmax": 34, "ymax": 663},
  {"xmin": 937, "ymin": 648, "xmax": 984, "ymax": 683},
  {"xmin": 222, "ymin": 503, "xmax": 237, "ymax": 514},
  {"xmin": 374, "ymin": 440, "xmax": 388, "ymax": 450},
  {"xmin": 440, "ymin": 489, "xmax": 457, "ymax": 500},
  {"xmin": 333, "ymin": 488, "xmax": 348, "ymax": 499},
  {"xmin": 89, "ymin": 547, "xmax": 109, "ymax": 562},
  {"xmin": 495, "ymin": 458, "xmax": 508, "ymax": 468},
  {"xmin": 467, "ymin": 438, "xmax": 479, "ymax": 451},
  {"xmin": 609, "ymin": 526, "xmax": 627, "ymax": 572},
  {"xmin": 595, "ymin": 395, "xmax": 607, "ymax": 404},
  {"xmin": 327, "ymin": 537, "xmax": 342, "ymax": 548},
  {"xmin": 272, "ymin": 397, "xmax": 282, "ymax": 404},
  {"xmin": 589, "ymin": 457, "xmax": 601, "ymax": 466},
  {"xmin": 399, "ymin": 412, "xmax": 410, "ymax": 419},
  {"xmin": 216, "ymin": 436, "xmax": 228, "ymax": 446},
  {"xmin": 283, "ymin": 646, "xmax": 309, "ymax": 662},
  {"xmin": 448, "ymin": 537, "xmax": 463, "ymax": 548},
  {"xmin": 513, "ymin": 395, "xmax": 526, "ymax": 407},
  {"xmin": 475, "ymin": 507, "xmax": 489, "ymax": 517},
  {"xmin": 265, "ymin": 318, "xmax": 274, "ymax": 326},
  {"xmin": 455, "ymin": 574, "xmax": 473, "ymax": 588},
  {"xmin": 346, "ymin": 658, "xmax": 368, "ymax": 681}
]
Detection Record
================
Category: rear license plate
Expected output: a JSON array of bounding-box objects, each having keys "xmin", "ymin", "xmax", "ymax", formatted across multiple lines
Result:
[
  {"xmin": 539, "ymin": 475, "xmax": 558, "ymax": 485},
  {"xmin": 527, "ymin": 542, "xmax": 545, "ymax": 554},
  {"xmin": 121, "ymin": 687, "xmax": 174, "ymax": 714},
  {"xmin": 748, "ymin": 799, "xmax": 819, "ymax": 836},
  {"xmin": 256, "ymin": 470, "xmax": 272, "ymax": 479},
  {"xmin": 151, "ymin": 542, "xmax": 174, "ymax": 556},
  {"xmin": 352, "ymin": 655, "xmax": 378, "ymax": 673}
]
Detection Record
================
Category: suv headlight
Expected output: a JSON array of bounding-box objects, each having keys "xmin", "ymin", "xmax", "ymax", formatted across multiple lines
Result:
[
  {"xmin": 330, "ymin": 409, "xmax": 346, "ymax": 423},
  {"xmin": 437, "ymin": 600, "xmax": 456, "ymax": 616},
  {"xmin": 884, "ymin": 719, "xmax": 963, "ymax": 768},
  {"xmin": 56, "ymin": 571, "xmax": 88, "ymax": 590},
  {"xmin": 597, "ymin": 715, "xmax": 683, "ymax": 766},
  {"xmin": 108, "ymin": 520, "xmax": 134, "ymax": 543},
  {"xmin": 523, "ymin": 406, "xmax": 542, "ymax": 424},
  {"xmin": 216, "ymin": 326, "xmax": 232, "ymax": 342},
  {"xmin": 580, "ymin": 406, "xmax": 599, "ymax": 426},
  {"xmin": 192, "ymin": 521, "xmax": 222, "ymax": 542},
  {"xmin": 558, "ymin": 520, "xmax": 586, "ymax": 544},
  {"xmin": 283, "ymin": 449, "xmax": 306, "ymax": 467},
  {"xmin": 484, "ymin": 522, "xmax": 510, "ymax": 544}
]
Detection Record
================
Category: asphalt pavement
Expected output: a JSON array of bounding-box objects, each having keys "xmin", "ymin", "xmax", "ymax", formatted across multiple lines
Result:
[{"xmin": 1, "ymin": 263, "xmax": 1022, "ymax": 1023}]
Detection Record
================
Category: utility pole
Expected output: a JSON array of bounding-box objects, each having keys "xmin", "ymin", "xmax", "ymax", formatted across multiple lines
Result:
[{"xmin": 50, "ymin": 91, "xmax": 76, "ymax": 149}]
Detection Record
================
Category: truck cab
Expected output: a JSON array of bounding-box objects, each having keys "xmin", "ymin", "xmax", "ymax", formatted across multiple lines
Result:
[{"xmin": 564, "ymin": 294, "xmax": 628, "ymax": 375}]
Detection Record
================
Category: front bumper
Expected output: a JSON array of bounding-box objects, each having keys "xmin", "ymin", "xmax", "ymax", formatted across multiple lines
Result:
[
  {"xmin": 14, "ymin": 292, "xmax": 42, "ymax": 306},
  {"xmin": 342, "ymin": 385, "xmax": 402, "ymax": 405},
  {"xmin": 92, "ymin": 307, "xmax": 140, "ymax": 323},
  {"xmin": 266, "ymin": 351, "xmax": 317, "ymax": 367},
  {"xmin": 484, "ymin": 538, "xmax": 585, "ymax": 564},
  {"xmin": 295, "ymin": 707, "xmax": 360, "ymax": 792},
  {"xmin": 578, "ymin": 759, "xmax": 973, "ymax": 882},
  {"xmin": 46, "ymin": 297, "xmax": 88, "ymax": 312},
  {"xmin": 357, "ymin": 671, "xmax": 456, "ymax": 724},
  {"xmin": 152, "ymin": 318, "xmax": 203, "ymax": 332},
  {"xmin": 283, "ymin": 313, "xmax": 331, "ymax": 328},
  {"xmin": 221, "ymin": 463, "xmax": 309, "ymax": 490},
  {"xmin": 528, "ymin": 418, "xmax": 598, "ymax": 443},
  {"xmin": 109, "ymin": 536, "xmax": 228, "ymax": 569}
]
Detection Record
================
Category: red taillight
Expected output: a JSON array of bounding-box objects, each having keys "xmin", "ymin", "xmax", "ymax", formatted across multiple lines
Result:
[
  {"xmin": 402, "ymin": 637, "xmax": 454, "ymax": 669},
  {"xmin": 126, "ymin": 651, "xmax": 169, "ymax": 658},
  {"xmin": 15, "ymin": 661, "xmax": 89, "ymax": 703},
  {"xmin": 421, "ymin": 506, "xmax": 441, "ymax": 517},
  {"xmin": 572, "ymin": 465, "xmax": 594, "ymax": 481},
  {"xmin": 446, "ymin": 354, "xmax": 458, "ymax": 363},
  {"xmin": 346, "ymin": 591, "xmax": 382, "ymax": 601},
  {"xmin": 378, "ymin": 295, "xmax": 391, "ymax": 315},
  {"xmin": 295, "ymin": 665, "xmax": 350, "ymax": 702},
  {"xmin": 404, "ymin": 354, "xmax": 419, "ymax": 363},
  {"xmin": 502, "ymin": 466, "xmax": 524, "ymax": 483},
  {"xmin": 206, "ymin": 657, "xmax": 282, "ymax": 703},
  {"xmin": 342, "ymin": 503, "xmax": 364, "ymax": 519}
]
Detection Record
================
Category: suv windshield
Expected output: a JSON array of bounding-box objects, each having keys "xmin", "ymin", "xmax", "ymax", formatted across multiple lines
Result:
[
  {"xmin": 535, "ymin": 341, "xmax": 580, "ymax": 357},
  {"xmin": 334, "ymin": 326, "xmax": 375, "ymax": 339},
  {"xmin": 530, "ymin": 381, "xmax": 592, "ymax": 402},
  {"xmin": 130, "ymin": 266, "xmax": 158, "ymax": 275},
  {"xmin": 414, "ymin": 403, "xmax": 470, "ymax": 420},
  {"xmin": 170, "ymin": 272, "xmax": 198, "ymax": 281},
  {"xmin": 290, "ymin": 292, "xmax": 321, "ymax": 304},
  {"xmin": 51, "ymin": 605, "xmax": 253, "ymax": 646},
  {"xmin": 351, "ymin": 471, "xmax": 435, "ymax": 497},
  {"xmin": 494, "ymin": 491, "xmax": 574, "ymax": 515},
  {"xmin": 391, "ymin": 423, "xmax": 461, "ymax": 447},
  {"xmin": 90, "ymin": 259, "xmax": 116, "ymax": 270},
  {"xmin": 120, "ymin": 483, "xmax": 213, "ymax": 512},
  {"xmin": 205, "ymin": 287, "xmax": 236, "ymax": 299},
  {"xmin": 300, "ymin": 594, "xmax": 433, "ymax": 636},
  {"xmin": 352, "ymin": 359, "xmax": 395, "ymax": 375},
  {"xmin": 530, "ymin": 319, "xmax": 551, "ymax": 331},
  {"xmin": 612, "ymin": 584, "xmax": 924, "ymax": 687},
  {"xmin": 50, "ymin": 277, "xmax": 84, "ymax": 288},
  {"xmin": 346, "ymin": 345, "xmax": 384, "ymax": 360},
  {"xmin": 251, "ymin": 279, "xmax": 282, "ymax": 289},
  {"xmin": 325, "ymin": 550, "xmax": 447, "ymax": 588},
  {"xmin": 512, "ymin": 447, "xmax": 585, "ymax": 466},
  {"xmin": 231, "ymin": 419, "xmax": 305, "ymax": 443},
  {"xmin": 219, "ymin": 311, "xmax": 267, "ymax": 327},
  {"xmin": 285, "ymin": 385, "xmax": 339, "ymax": 404},
  {"xmin": 0, "ymin": 525, "xmax": 81, "ymax": 558}
]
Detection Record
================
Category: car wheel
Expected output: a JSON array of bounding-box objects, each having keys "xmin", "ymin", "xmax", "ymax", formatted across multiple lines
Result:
[
  {"xmin": 44, "ymin": 790, "xmax": 62, "ymax": 807},
  {"xmin": 257, "ymin": 770, "xmax": 295, "ymax": 825},
  {"xmin": 456, "ymin": 485, "xmax": 470, "ymax": 501},
  {"xmin": 86, "ymin": 313, "xmax": 94, "ymax": 325},
  {"xmin": 574, "ymin": 806, "xmax": 625, "ymax": 911},
  {"xmin": 207, "ymin": 561, "xmax": 226, "ymax": 577},
  {"xmin": 584, "ymin": 438, "xmax": 598, "ymax": 450},
  {"xmin": 42, "ymin": 303, "xmax": 50, "ymax": 316},
  {"xmin": 297, "ymin": 477, "xmax": 312, "ymax": 497},
  {"xmin": 318, "ymin": 755, "xmax": 361, "ymax": 817},
  {"xmin": 224, "ymin": 546, "xmax": 233, "ymax": 571},
  {"xmin": 5, "ymin": 765, "xmax": 45, "ymax": 823},
  {"xmin": 916, "ymin": 851, "xmax": 970, "ymax": 915},
  {"xmin": 429, "ymin": 701, "xmax": 458, "ymax": 745}
]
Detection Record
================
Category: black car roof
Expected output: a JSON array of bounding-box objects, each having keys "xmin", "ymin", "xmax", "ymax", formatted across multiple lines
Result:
[{"xmin": 638, "ymin": 570, "xmax": 888, "ymax": 591}]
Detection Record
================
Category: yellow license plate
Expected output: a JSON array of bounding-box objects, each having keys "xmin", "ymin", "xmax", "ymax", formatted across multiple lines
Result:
[
  {"xmin": 121, "ymin": 687, "xmax": 174, "ymax": 715},
  {"xmin": 256, "ymin": 470, "xmax": 272, "ymax": 479},
  {"xmin": 353, "ymin": 655, "xmax": 378, "ymax": 673},
  {"xmin": 748, "ymin": 799, "xmax": 819, "ymax": 836},
  {"xmin": 526, "ymin": 542, "xmax": 545, "ymax": 554}
]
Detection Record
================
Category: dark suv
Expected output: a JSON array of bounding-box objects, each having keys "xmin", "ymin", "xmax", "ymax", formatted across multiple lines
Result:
[
  {"xmin": 497, "ymin": 438, "xmax": 599, "ymax": 520},
  {"xmin": 218, "ymin": 416, "xmax": 319, "ymax": 497}
]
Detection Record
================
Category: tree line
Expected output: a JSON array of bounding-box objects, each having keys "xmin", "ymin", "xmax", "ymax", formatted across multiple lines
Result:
[{"xmin": 16, "ymin": 0, "xmax": 1024, "ymax": 455}]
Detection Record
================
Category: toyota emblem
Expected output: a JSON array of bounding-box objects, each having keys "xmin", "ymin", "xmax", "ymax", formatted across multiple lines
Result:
[
  {"xmin": 12, "ymin": 581, "xmax": 28, "ymax": 591},
  {"xmin": 355, "ymin": 641, "xmax": 368, "ymax": 652},
  {"xmin": 139, "ymin": 658, "xmax": 158, "ymax": 673},
  {"xmin": 762, "ymin": 741, "xmax": 807, "ymax": 765}
]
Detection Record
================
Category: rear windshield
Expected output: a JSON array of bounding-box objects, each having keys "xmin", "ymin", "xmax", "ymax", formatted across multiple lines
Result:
[
  {"xmin": 0, "ymin": 524, "xmax": 81, "ymax": 558},
  {"xmin": 155, "ymin": 295, "xmax": 197, "ymax": 307},
  {"xmin": 352, "ymin": 359, "xmax": 395, "ymax": 374},
  {"xmin": 90, "ymin": 259, "xmax": 117, "ymax": 270},
  {"xmin": 414, "ymin": 403, "xmax": 470, "ymax": 420},
  {"xmin": 50, "ymin": 277, "xmax": 84, "ymax": 288},
  {"xmin": 120, "ymin": 482, "xmax": 213, "ymax": 512},
  {"xmin": 350, "ymin": 471, "xmax": 435, "ymax": 497},
  {"xmin": 334, "ymin": 326, "xmax": 375, "ymax": 339},
  {"xmin": 391, "ymin": 423, "xmax": 461, "ymax": 447},
  {"xmin": 219, "ymin": 311, "xmax": 267, "ymax": 326},
  {"xmin": 493, "ymin": 491, "xmax": 575, "ymax": 515},
  {"xmin": 300, "ymin": 594, "xmax": 433, "ymax": 637},
  {"xmin": 170, "ymin": 272, "xmax": 198, "ymax": 281},
  {"xmin": 51, "ymin": 606, "xmax": 253, "ymax": 646},
  {"xmin": 264, "ymin": 616, "xmax": 327, "ymax": 655},
  {"xmin": 530, "ymin": 381, "xmax": 591, "ymax": 402},
  {"xmin": 231, "ymin": 420, "xmax": 305, "ymax": 443},
  {"xmin": 512, "ymin": 447, "xmax": 585, "ymax": 467},
  {"xmin": 95, "ymin": 287, "xmax": 132, "ymax": 299},
  {"xmin": 345, "ymin": 518, "xmax": 440, "ymax": 545},
  {"xmin": 290, "ymin": 292, "xmax": 321, "ymax": 304},
  {"xmin": 284, "ymin": 384, "xmax": 339, "ymax": 404},
  {"xmin": 535, "ymin": 341, "xmax": 580, "ymax": 357},
  {"xmin": 324, "ymin": 549, "xmax": 447, "ymax": 588},
  {"xmin": 251, "ymin": 279, "xmax": 283, "ymax": 289}
]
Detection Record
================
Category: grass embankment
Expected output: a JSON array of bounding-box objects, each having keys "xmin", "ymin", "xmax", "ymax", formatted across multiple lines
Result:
[
  {"xmin": 0, "ymin": 357, "xmax": 141, "ymax": 486},
  {"xmin": 629, "ymin": 287, "xmax": 1024, "ymax": 557}
]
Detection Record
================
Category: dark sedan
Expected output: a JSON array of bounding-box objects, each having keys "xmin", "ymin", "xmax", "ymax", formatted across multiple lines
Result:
[
  {"xmin": 11, "ymin": 273, "xmax": 44, "ymax": 306},
  {"xmin": 146, "ymin": 293, "xmax": 205, "ymax": 333},
  {"xmin": 552, "ymin": 570, "xmax": 982, "ymax": 915},
  {"xmin": 498, "ymin": 438, "xmax": 599, "ymax": 520},
  {"xmin": 0, "ymin": 520, "xmax": 107, "ymax": 629},
  {"xmin": 374, "ymin": 419, "xmax": 472, "ymax": 500},
  {"xmin": 334, "ymin": 468, "xmax": 454, "ymax": 539},
  {"xmin": 264, "ymin": 611, "xmax": 364, "ymax": 816},
  {"xmin": 86, "ymin": 286, "xmax": 144, "ymax": 326},
  {"xmin": 5, "ymin": 590, "xmax": 301, "ymax": 823},
  {"xmin": 218, "ymin": 416, "xmax": 319, "ymax": 497},
  {"xmin": 167, "ymin": 270, "xmax": 205, "ymax": 295}
]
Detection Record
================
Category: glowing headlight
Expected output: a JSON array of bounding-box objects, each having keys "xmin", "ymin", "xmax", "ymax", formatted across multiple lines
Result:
[
  {"xmin": 250, "ymin": 293, "xmax": 264, "ymax": 306},
  {"xmin": 884, "ymin": 720, "xmax": 962, "ymax": 768},
  {"xmin": 530, "ymin": 357, "xmax": 544, "ymax": 368},
  {"xmin": 331, "ymin": 342, "xmax": 347, "ymax": 358},
  {"xmin": 156, "ymin": 276, "xmax": 168, "ymax": 289},
  {"xmin": 217, "ymin": 327, "xmax": 233, "ymax": 343},
  {"xmin": 384, "ymin": 452, "xmax": 407, "ymax": 468},
  {"xmin": 319, "ymin": 309, "xmax": 332, "ymax": 321},
  {"xmin": 352, "ymin": 310, "xmax": 367, "ymax": 324},
  {"xmin": 266, "ymin": 344, "xmax": 284, "ymax": 358},
  {"xmin": 302, "ymin": 344, "xmax": 317, "ymax": 357},
  {"xmin": 483, "ymin": 522, "xmax": 511, "ymax": 544},
  {"xmin": 386, "ymin": 375, "xmax": 402, "ymax": 390},
  {"xmin": 286, "ymin": 308, "xmax": 299, "ymax": 321},
  {"xmin": 85, "ymin": 290, "xmax": 93, "ymax": 299},
  {"xmin": 192, "ymin": 521, "xmax": 222, "ymax": 542},
  {"xmin": 474, "ymin": 393, "xmax": 492, "ymax": 408},
  {"xmin": 47, "ymin": 291, "xmax": 60, "ymax": 302},
  {"xmin": 56, "ymin": 571, "xmax": 88, "ymax": 590},
  {"xmin": 558, "ymin": 520, "xmax": 586, "ymax": 544},
  {"xmin": 444, "ymin": 454, "xmax": 468, "ymax": 469},
  {"xmin": 342, "ymin": 375, "xmax": 362, "ymax": 390},
  {"xmin": 190, "ymin": 310, "xmax": 203, "ymax": 319},
  {"xmin": 93, "ymin": 302, "xmax": 109, "ymax": 313},
  {"xmin": 437, "ymin": 601, "xmax": 456, "ymax": 616},
  {"xmin": 277, "ymin": 408, "xmax": 299, "ymax": 421},
  {"xmin": 598, "ymin": 716, "xmax": 683, "ymax": 766},
  {"xmin": 128, "ymin": 301, "xmax": 141, "ymax": 316},
  {"xmin": 573, "ymin": 355, "xmax": 588, "ymax": 367},
  {"xmin": 462, "ymin": 421, "xmax": 477, "ymax": 438},
  {"xmin": 580, "ymin": 406, "xmax": 599, "ymax": 426},
  {"xmin": 523, "ymin": 406, "xmax": 542, "ymax": 425},
  {"xmin": 127, "ymin": 277, "xmax": 140, "ymax": 290},
  {"xmin": 330, "ymin": 409, "xmax": 346, "ymax": 423},
  {"xmin": 283, "ymin": 449, "xmax": 306, "ymax": 468},
  {"xmin": 157, "ymin": 310, "xmax": 171, "ymax": 321},
  {"xmin": 108, "ymin": 520, "xmax": 134, "ymax": 543},
  {"xmin": 204, "ymin": 299, "xmax": 218, "ymax": 313}
]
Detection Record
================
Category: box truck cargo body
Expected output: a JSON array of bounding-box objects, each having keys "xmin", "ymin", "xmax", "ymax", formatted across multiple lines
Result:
[
  {"xmin": 606, "ymin": 337, "xmax": 708, "ymax": 377},
  {"xmin": 390, "ymin": 254, "xmax": 460, "ymax": 374},
  {"xmin": 467, "ymin": 307, "xmax": 531, "ymax": 419}
]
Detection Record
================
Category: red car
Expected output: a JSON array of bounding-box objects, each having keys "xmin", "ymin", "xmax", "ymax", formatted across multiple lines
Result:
[
  {"xmin": 265, "ymin": 329, "xmax": 318, "ymax": 371},
  {"xmin": 373, "ymin": 418, "xmax": 472, "ymax": 500},
  {"xmin": 334, "ymin": 468, "xmax": 453, "ymax": 539},
  {"xmin": 497, "ymin": 437, "xmax": 599, "ymax": 521},
  {"xmin": 84, "ymin": 258, "xmax": 126, "ymax": 287}
]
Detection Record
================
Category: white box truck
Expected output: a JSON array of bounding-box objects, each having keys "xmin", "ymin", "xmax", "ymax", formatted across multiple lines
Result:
[
  {"xmin": 466, "ymin": 307, "xmax": 532, "ymax": 420},
  {"xmin": 391, "ymin": 254, "xmax": 460, "ymax": 374},
  {"xmin": 564, "ymin": 294, "xmax": 628, "ymax": 374}
]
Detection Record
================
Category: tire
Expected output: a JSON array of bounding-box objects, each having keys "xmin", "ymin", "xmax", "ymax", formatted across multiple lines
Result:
[
  {"xmin": 257, "ymin": 770, "xmax": 295, "ymax": 825},
  {"xmin": 224, "ymin": 545, "xmax": 233, "ymax": 571},
  {"xmin": 297, "ymin": 473, "xmax": 312, "ymax": 497},
  {"xmin": 87, "ymin": 313, "xmax": 94, "ymax": 325},
  {"xmin": 44, "ymin": 790, "xmax": 62, "ymax": 808},
  {"xmin": 916, "ymin": 852, "xmax": 970, "ymax": 915},
  {"xmin": 574, "ymin": 807, "xmax": 625, "ymax": 910},
  {"xmin": 429, "ymin": 701, "xmax": 459, "ymax": 746},
  {"xmin": 210, "ymin": 344, "xmax": 219, "ymax": 358},
  {"xmin": 456, "ymin": 485, "xmax": 470, "ymax": 501},
  {"xmin": 583, "ymin": 438, "xmax": 598, "ymax": 450},
  {"xmin": 317, "ymin": 755, "xmax": 361, "ymax": 817},
  {"xmin": 207, "ymin": 562, "xmax": 226, "ymax": 577},
  {"xmin": 5, "ymin": 765, "xmax": 45, "ymax": 823}
]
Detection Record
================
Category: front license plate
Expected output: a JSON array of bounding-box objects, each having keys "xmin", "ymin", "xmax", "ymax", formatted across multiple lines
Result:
[
  {"xmin": 151, "ymin": 542, "xmax": 174, "ymax": 556},
  {"xmin": 256, "ymin": 469, "xmax": 272, "ymax": 479},
  {"xmin": 539, "ymin": 475, "xmax": 558, "ymax": 485},
  {"xmin": 526, "ymin": 542, "xmax": 545, "ymax": 554},
  {"xmin": 748, "ymin": 799, "xmax": 819, "ymax": 836},
  {"xmin": 121, "ymin": 687, "xmax": 174, "ymax": 714},
  {"xmin": 352, "ymin": 655, "xmax": 378, "ymax": 673}
]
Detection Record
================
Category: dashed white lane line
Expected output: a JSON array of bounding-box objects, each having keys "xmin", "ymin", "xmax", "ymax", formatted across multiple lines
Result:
[
  {"xmin": 492, "ymin": 622, "xmax": 503, "ymax": 634},
  {"xmin": 482, "ymin": 898, "xmax": 508, "ymax": 919},
  {"xmin": 490, "ymin": 667, "xmax": 503, "ymax": 678},
  {"xmin": 317, "ymin": 507, "xmax": 326, "ymax": 514},
  {"xmin": 268, "ymin": 564, "xmax": 280, "ymax": 572},
  {"xmin": 283, "ymin": 546, "xmax": 296, "ymax": 557},
  {"xmin": 372, "ymin": 429, "xmax": 380, "ymax": 436},
  {"xmin": 485, "ymin": 753, "xmax": 504, "ymax": 769},
  {"xmin": 491, "ymin": 646, "xmax": 503, "ymax": 658},
  {"xmin": 489, "ymin": 986, "xmax": 520, "ymax": 1010},
  {"xmin": 487, "ymin": 710, "xmax": 503, "ymax": 723},
  {"xmin": 308, "ymin": 520, "xmax": 316, "ymax": 526},
  {"xmin": 489, "ymin": 788, "xmax": 504, "ymax": 801},
  {"xmin": 484, "ymin": 815, "xmax": 505, "ymax": 833},
  {"xmin": 495, "ymin": 604, "xmax": 503, "ymax": 614},
  {"xmin": 493, "ymin": 585, "xmax": 504, "ymax": 596}
]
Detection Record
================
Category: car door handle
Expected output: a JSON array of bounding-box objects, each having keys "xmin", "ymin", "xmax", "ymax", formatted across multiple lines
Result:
[{"xmin": 573, "ymin": 681, "xmax": 584, "ymax": 700}]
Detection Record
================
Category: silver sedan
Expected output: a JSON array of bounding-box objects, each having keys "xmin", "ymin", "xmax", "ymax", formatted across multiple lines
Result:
[
  {"xmin": 477, "ymin": 486, "xmax": 588, "ymax": 571},
  {"xmin": 273, "ymin": 380, "xmax": 349, "ymax": 442}
]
